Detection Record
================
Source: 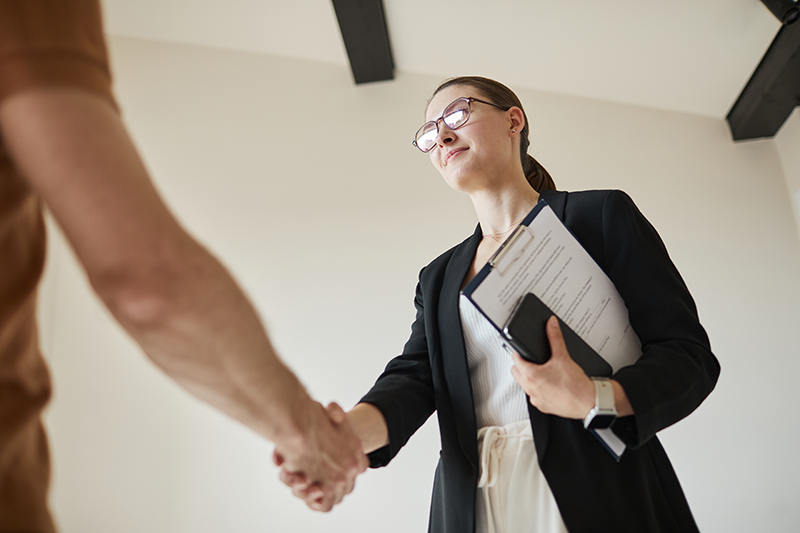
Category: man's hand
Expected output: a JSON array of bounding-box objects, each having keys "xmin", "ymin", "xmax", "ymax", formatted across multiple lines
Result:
[{"xmin": 273, "ymin": 402, "xmax": 368, "ymax": 512}]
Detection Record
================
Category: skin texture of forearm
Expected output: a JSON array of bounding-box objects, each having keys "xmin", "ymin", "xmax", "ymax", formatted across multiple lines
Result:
[
  {"xmin": 0, "ymin": 87, "xmax": 312, "ymax": 446},
  {"xmin": 347, "ymin": 403, "xmax": 389, "ymax": 454},
  {"xmin": 114, "ymin": 242, "xmax": 316, "ymax": 446}
]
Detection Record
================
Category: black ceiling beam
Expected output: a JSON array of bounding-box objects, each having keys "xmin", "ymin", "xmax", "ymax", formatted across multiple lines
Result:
[
  {"xmin": 331, "ymin": 0, "xmax": 394, "ymax": 84},
  {"xmin": 761, "ymin": 0, "xmax": 800, "ymax": 24},
  {"xmin": 727, "ymin": 2, "xmax": 800, "ymax": 141}
]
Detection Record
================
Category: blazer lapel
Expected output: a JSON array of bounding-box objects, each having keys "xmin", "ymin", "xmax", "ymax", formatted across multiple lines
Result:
[{"xmin": 439, "ymin": 224, "xmax": 482, "ymax": 469}]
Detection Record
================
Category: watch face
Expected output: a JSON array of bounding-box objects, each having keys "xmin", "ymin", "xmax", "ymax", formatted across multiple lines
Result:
[{"xmin": 587, "ymin": 413, "xmax": 616, "ymax": 430}]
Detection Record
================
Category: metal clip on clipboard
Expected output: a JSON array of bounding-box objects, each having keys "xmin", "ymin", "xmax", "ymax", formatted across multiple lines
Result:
[{"xmin": 487, "ymin": 225, "xmax": 535, "ymax": 276}]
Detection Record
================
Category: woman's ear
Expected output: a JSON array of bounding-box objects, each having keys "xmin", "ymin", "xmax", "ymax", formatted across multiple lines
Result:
[{"xmin": 508, "ymin": 106, "xmax": 525, "ymax": 136}]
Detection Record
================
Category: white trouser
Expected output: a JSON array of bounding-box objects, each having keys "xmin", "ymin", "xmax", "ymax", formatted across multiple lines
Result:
[{"xmin": 476, "ymin": 420, "xmax": 569, "ymax": 533}]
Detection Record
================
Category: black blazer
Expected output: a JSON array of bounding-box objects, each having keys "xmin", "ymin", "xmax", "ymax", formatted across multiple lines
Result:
[{"xmin": 361, "ymin": 189, "xmax": 720, "ymax": 533}]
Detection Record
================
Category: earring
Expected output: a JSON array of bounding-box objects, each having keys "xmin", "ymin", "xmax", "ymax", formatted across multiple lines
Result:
[{"xmin": 511, "ymin": 129, "xmax": 516, "ymax": 133}]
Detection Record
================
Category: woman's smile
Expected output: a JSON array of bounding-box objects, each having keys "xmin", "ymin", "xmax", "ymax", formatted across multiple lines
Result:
[{"xmin": 444, "ymin": 147, "xmax": 468, "ymax": 165}]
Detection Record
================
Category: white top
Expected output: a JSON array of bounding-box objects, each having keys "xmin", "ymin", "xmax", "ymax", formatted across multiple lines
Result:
[
  {"xmin": 459, "ymin": 295, "xmax": 528, "ymax": 428},
  {"xmin": 461, "ymin": 295, "xmax": 568, "ymax": 533}
]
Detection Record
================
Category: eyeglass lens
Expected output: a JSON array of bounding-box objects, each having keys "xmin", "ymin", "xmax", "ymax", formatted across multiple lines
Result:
[{"xmin": 415, "ymin": 98, "xmax": 471, "ymax": 152}]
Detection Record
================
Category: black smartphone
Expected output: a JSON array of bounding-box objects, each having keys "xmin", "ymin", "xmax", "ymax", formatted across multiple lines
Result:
[
  {"xmin": 502, "ymin": 293, "xmax": 612, "ymax": 376},
  {"xmin": 502, "ymin": 293, "xmax": 555, "ymax": 364}
]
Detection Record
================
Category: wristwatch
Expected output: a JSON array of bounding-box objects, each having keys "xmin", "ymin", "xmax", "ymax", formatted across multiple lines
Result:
[{"xmin": 583, "ymin": 377, "xmax": 617, "ymax": 430}]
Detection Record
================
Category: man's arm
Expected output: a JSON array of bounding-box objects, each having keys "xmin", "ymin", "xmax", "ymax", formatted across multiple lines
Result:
[{"xmin": 0, "ymin": 86, "xmax": 366, "ymax": 509}]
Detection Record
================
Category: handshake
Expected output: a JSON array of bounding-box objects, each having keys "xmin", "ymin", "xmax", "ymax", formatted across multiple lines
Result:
[{"xmin": 272, "ymin": 401, "xmax": 371, "ymax": 512}]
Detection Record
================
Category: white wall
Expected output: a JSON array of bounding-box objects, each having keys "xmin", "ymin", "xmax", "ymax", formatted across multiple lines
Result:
[
  {"xmin": 38, "ymin": 36, "xmax": 800, "ymax": 532},
  {"xmin": 775, "ymin": 108, "xmax": 800, "ymax": 238}
]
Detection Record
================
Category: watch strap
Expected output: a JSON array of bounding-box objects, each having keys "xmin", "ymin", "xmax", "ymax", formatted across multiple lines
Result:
[
  {"xmin": 593, "ymin": 378, "xmax": 615, "ymax": 410},
  {"xmin": 583, "ymin": 377, "xmax": 617, "ymax": 429}
]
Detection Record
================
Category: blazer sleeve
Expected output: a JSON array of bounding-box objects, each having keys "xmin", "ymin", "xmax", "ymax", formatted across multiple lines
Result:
[
  {"xmin": 358, "ymin": 268, "xmax": 437, "ymax": 468},
  {"xmin": 580, "ymin": 190, "xmax": 720, "ymax": 448}
]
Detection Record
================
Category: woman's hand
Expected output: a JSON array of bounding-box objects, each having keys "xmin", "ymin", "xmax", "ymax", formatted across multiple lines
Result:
[
  {"xmin": 510, "ymin": 316, "xmax": 596, "ymax": 419},
  {"xmin": 511, "ymin": 316, "xmax": 634, "ymax": 418}
]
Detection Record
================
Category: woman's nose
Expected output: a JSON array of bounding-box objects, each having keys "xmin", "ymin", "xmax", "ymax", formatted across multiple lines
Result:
[{"xmin": 435, "ymin": 122, "xmax": 456, "ymax": 146}]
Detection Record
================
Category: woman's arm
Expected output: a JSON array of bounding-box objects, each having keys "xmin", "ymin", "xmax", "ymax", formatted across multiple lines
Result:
[
  {"xmin": 357, "ymin": 272, "xmax": 440, "ymax": 466},
  {"xmin": 348, "ymin": 403, "xmax": 390, "ymax": 454},
  {"xmin": 588, "ymin": 190, "xmax": 719, "ymax": 446}
]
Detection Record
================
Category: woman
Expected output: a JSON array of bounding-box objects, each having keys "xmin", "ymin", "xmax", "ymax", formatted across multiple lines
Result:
[{"xmin": 284, "ymin": 77, "xmax": 720, "ymax": 532}]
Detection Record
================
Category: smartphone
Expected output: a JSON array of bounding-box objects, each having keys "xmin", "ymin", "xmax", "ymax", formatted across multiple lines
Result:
[
  {"xmin": 502, "ymin": 293, "xmax": 555, "ymax": 364},
  {"xmin": 502, "ymin": 293, "xmax": 612, "ymax": 376}
]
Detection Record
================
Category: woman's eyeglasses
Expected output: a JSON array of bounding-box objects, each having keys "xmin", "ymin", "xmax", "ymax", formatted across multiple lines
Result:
[{"xmin": 412, "ymin": 97, "xmax": 506, "ymax": 153}]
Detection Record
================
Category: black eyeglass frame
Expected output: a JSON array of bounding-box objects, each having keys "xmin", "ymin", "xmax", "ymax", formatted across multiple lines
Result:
[{"xmin": 412, "ymin": 97, "xmax": 506, "ymax": 153}]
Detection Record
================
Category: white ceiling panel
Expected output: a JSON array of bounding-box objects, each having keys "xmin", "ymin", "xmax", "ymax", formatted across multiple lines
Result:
[{"xmin": 100, "ymin": 0, "xmax": 782, "ymax": 118}]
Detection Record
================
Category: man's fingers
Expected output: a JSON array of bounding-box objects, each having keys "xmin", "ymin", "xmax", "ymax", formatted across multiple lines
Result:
[
  {"xmin": 326, "ymin": 401, "xmax": 368, "ymax": 475},
  {"xmin": 279, "ymin": 469, "xmax": 310, "ymax": 489},
  {"xmin": 344, "ymin": 471, "xmax": 357, "ymax": 496},
  {"xmin": 273, "ymin": 449, "xmax": 285, "ymax": 467},
  {"xmin": 308, "ymin": 491, "xmax": 335, "ymax": 512},
  {"xmin": 326, "ymin": 402, "xmax": 347, "ymax": 424},
  {"xmin": 290, "ymin": 480, "xmax": 326, "ymax": 506},
  {"xmin": 278, "ymin": 399, "xmax": 368, "ymax": 512},
  {"xmin": 301, "ymin": 483, "xmax": 324, "ymax": 501},
  {"xmin": 310, "ymin": 501, "xmax": 332, "ymax": 512}
]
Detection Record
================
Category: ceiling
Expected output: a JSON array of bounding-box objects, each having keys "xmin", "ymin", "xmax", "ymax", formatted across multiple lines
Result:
[{"xmin": 100, "ymin": 0, "xmax": 782, "ymax": 119}]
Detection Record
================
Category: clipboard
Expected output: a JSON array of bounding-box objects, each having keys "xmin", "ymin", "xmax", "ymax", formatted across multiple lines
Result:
[
  {"xmin": 461, "ymin": 200, "xmax": 642, "ymax": 375},
  {"xmin": 461, "ymin": 200, "xmax": 641, "ymax": 460}
]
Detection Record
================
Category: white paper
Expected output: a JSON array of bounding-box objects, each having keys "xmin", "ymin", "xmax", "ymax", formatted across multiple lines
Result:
[
  {"xmin": 593, "ymin": 428, "xmax": 626, "ymax": 460},
  {"xmin": 468, "ymin": 205, "xmax": 641, "ymax": 374}
]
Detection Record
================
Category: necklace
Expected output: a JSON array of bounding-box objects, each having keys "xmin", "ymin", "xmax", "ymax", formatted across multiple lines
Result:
[{"xmin": 482, "ymin": 216, "xmax": 525, "ymax": 243}]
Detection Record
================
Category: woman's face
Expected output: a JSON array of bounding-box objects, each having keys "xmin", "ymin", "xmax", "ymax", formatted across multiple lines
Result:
[{"xmin": 424, "ymin": 85, "xmax": 520, "ymax": 193}]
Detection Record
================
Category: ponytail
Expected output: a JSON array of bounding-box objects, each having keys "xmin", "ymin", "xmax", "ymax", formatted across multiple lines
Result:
[{"xmin": 523, "ymin": 154, "xmax": 556, "ymax": 193}]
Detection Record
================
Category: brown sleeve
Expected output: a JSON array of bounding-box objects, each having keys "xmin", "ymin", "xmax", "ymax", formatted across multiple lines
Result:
[{"xmin": 0, "ymin": 0, "xmax": 116, "ymax": 107}]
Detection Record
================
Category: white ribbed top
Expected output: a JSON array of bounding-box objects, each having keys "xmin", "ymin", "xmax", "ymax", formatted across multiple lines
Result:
[{"xmin": 459, "ymin": 295, "xmax": 529, "ymax": 429}]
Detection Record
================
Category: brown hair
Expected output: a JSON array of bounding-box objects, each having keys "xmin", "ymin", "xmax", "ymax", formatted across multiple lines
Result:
[{"xmin": 431, "ymin": 76, "xmax": 556, "ymax": 193}]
